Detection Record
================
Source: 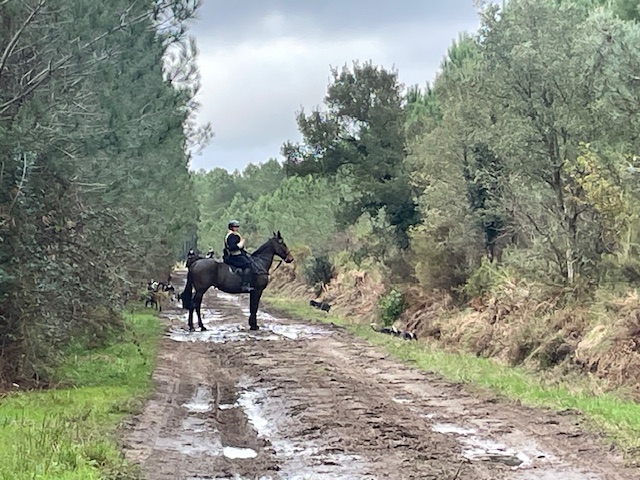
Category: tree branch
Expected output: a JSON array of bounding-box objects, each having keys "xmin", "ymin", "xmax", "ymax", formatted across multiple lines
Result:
[
  {"xmin": 0, "ymin": 0, "xmax": 46, "ymax": 81},
  {"xmin": 8, "ymin": 153, "xmax": 29, "ymax": 214}
]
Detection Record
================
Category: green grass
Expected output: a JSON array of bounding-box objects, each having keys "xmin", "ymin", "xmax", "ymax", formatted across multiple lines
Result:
[
  {"xmin": 0, "ymin": 311, "xmax": 162, "ymax": 480},
  {"xmin": 265, "ymin": 294, "xmax": 640, "ymax": 457}
]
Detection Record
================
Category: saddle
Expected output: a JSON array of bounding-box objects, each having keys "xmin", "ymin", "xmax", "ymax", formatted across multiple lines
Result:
[{"xmin": 227, "ymin": 265, "xmax": 248, "ymax": 276}]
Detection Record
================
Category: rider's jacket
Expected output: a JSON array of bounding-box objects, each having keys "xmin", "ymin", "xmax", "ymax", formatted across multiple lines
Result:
[{"xmin": 224, "ymin": 230, "xmax": 244, "ymax": 256}]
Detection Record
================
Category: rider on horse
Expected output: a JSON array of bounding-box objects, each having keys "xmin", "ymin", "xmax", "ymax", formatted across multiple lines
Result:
[
  {"xmin": 223, "ymin": 220, "xmax": 254, "ymax": 292},
  {"xmin": 186, "ymin": 249, "xmax": 198, "ymax": 268}
]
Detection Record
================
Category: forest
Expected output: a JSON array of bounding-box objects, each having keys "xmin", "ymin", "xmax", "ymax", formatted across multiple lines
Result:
[
  {"xmin": 0, "ymin": 0, "xmax": 207, "ymax": 384},
  {"xmin": 195, "ymin": 0, "xmax": 640, "ymax": 388},
  {"xmin": 3, "ymin": 0, "xmax": 640, "ymax": 389}
]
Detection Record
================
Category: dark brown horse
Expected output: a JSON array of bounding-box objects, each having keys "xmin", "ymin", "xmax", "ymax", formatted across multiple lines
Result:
[{"xmin": 180, "ymin": 231, "xmax": 293, "ymax": 331}]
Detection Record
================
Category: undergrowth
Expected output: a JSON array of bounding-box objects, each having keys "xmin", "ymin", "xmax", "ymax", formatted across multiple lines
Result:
[
  {"xmin": 0, "ymin": 310, "xmax": 161, "ymax": 479},
  {"xmin": 264, "ymin": 294, "xmax": 640, "ymax": 459}
]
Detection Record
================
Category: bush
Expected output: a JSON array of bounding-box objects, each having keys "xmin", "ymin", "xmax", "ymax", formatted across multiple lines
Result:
[
  {"xmin": 409, "ymin": 227, "xmax": 477, "ymax": 294},
  {"xmin": 463, "ymin": 257, "xmax": 508, "ymax": 299},
  {"xmin": 378, "ymin": 289, "xmax": 406, "ymax": 326},
  {"xmin": 303, "ymin": 253, "xmax": 334, "ymax": 286}
]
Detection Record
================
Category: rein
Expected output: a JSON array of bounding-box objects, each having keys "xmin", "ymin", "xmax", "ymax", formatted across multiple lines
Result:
[{"xmin": 270, "ymin": 259, "xmax": 283, "ymax": 274}]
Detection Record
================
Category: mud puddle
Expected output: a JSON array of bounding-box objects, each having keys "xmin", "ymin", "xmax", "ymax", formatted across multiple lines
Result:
[
  {"xmin": 165, "ymin": 307, "xmax": 333, "ymax": 343},
  {"xmin": 154, "ymin": 386, "xmax": 222, "ymax": 457},
  {"xmin": 430, "ymin": 422, "xmax": 535, "ymax": 466},
  {"xmin": 236, "ymin": 376, "xmax": 375, "ymax": 480}
]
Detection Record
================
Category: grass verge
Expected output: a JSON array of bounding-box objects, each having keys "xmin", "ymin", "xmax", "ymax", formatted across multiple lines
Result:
[
  {"xmin": 264, "ymin": 294, "xmax": 640, "ymax": 458},
  {"xmin": 0, "ymin": 310, "xmax": 162, "ymax": 480}
]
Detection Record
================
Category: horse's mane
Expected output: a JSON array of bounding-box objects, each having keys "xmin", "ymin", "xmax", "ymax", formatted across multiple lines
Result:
[{"xmin": 252, "ymin": 236, "xmax": 274, "ymax": 256}]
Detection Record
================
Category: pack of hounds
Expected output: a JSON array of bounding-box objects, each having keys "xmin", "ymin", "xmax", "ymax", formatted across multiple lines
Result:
[
  {"xmin": 144, "ymin": 279, "xmax": 177, "ymax": 311},
  {"xmin": 309, "ymin": 299, "xmax": 417, "ymax": 341}
]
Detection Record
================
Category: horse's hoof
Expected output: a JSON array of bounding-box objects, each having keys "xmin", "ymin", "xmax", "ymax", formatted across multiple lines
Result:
[
  {"xmin": 189, "ymin": 328, "xmax": 195, "ymax": 333},
  {"xmin": 249, "ymin": 325, "xmax": 259, "ymax": 331},
  {"xmin": 200, "ymin": 326, "xmax": 207, "ymax": 332}
]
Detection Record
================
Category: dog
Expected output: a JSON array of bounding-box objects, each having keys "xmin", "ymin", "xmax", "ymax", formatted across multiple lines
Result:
[
  {"xmin": 310, "ymin": 299, "xmax": 331, "ymax": 312},
  {"xmin": 370, "ymin": 323, "xmax": 417, "ymax": 341}
]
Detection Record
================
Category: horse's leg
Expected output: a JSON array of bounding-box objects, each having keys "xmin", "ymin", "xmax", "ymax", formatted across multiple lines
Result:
[
  {"xmin": 248, "ymin": 289, "xmax": 263, "ymax": 331},
  {"xmin": 187, "ymin": 304, "xmax": 195, "ymax": 332},
  {"xmin": 194, "ymin": 289, "xmax": 207, "ymax": 332}
]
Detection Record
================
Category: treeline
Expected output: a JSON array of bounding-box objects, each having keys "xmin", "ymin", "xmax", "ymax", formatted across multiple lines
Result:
[
  {"xmin": 0, "ymin": 1, "xmax": 207, "ymax": 383},
  {"xmin": 198, "ymin": 0, "xmax": 640, "ymax": 300}
]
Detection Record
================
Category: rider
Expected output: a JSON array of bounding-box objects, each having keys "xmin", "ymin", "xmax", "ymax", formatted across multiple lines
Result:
[
  {"xmin": 186, "ymin": 249, "xmax": 197, "ymax": 267},
  {"xmin": 223, "ymin": 220, "xmax": 254, "ymax": 292},
  {"xmin": 205, "ymin": 248, "xmax": 215, "ymax": 259}
]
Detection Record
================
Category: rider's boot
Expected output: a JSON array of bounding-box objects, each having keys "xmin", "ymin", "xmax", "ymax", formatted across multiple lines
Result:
[{"xmin": 241, "ymin": 268, "xmax": 254, "ymax": 292}]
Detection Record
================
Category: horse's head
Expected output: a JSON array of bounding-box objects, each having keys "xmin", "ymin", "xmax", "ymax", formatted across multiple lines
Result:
[{"xmin": 271, "ymin": 231, "xmax": 294, "ymax": 263}]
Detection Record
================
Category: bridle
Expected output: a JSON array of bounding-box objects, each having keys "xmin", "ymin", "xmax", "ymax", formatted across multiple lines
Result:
[{"xmin": 270, "ymin": 242, "xmax": 291, "ymax": 274}]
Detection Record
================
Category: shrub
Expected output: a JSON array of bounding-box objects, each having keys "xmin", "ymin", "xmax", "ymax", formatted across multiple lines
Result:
[
  {"xmin": 378, "ymin": 288, "xmax": 406, "ymax": 326},
  {"xmin": 303, "ymin": 253, "xmax": 334, "ymax": 286}
]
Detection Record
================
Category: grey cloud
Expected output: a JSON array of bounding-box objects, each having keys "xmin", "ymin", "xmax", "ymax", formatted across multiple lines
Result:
[
  {"xmin": 191, "ymin": 0, "xmax": 479, "ymax": 39},
  {"xmin": 187, "ymin": 1, "xmax": 480, "ymax": 171}
]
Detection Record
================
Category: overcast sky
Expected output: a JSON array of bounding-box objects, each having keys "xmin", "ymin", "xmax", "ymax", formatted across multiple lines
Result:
[{"xmin": 187, "ymin": 0, "xmax": 481, "ymax": 172}]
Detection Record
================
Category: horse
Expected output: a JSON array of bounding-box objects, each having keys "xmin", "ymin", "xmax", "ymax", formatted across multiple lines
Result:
[{"xmin": 179, "ymin": 231, "xmax": 293, "ymax": 332}]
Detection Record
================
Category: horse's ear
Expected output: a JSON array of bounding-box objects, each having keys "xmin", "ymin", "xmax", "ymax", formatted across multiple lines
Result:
[
  {"xmin": 277, "ymin": 230, "xmax": 281, "ymax": 238},
  {"xmin": 272, "ymin": 231, "xmax": 276, "ymax": 238}
]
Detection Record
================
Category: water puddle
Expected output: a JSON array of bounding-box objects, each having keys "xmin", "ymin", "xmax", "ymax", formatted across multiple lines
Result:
[
  {"xmin": 155, "ymin": 416, "xmax": 222, "ymax": 456},
  {"xmin": 182, "ymin": 417, "xmax": 207, "ymax": 433},
  {"xmin": 464, "ymin": 445, "xmax": 526, "ymax": 467},
  {"xmin": 199, "ymin": 476, "xmax": 273, "ymax": 480},
  {"xmin": 165, "ymin": 309, "xmax": 224, "ymax": 323},
  {"xmin": 216, "ymin": 291, "xmax": 243, "ymax": 303},
  {"xmin": 152, "ymin": 386, "xmax": 221, "ymax": 456},
  {"xmin": 236, "ymin": 386, "xmax": 274, "ymax": 438},
  {"xmin": 223, "ymin": 446, "xmax": 258, "ymax": 459},
  {"xmin": 155, "ymin": 385, "xmax": 267, "ymax": 466},
  {"xmin": 167, "ymin": 318, "xmax": 333, "ymax": 343},
  {"xmin": 236, "ymin": 377, "xmax": 375, "ymax": 479},
  {"xmin": 239, "ymin": 307, "xmax": 277, "ymax": 322},
  {"xmin": 392, "ymin": 394, "xmax": 413, "ymax": 405},
  {"xmin": 431, "ymin": 423, "xmax": 476, "ymax": 436},
  {"xmin": 430, "ymin": 421, "xmax": 541, "ymax": 468},
  {"xmin": 166, "ymin": 290, "xmax": 333, "ymax": 344},
  {"xmin": 262, "ymin": 322, "xmax": 333, "ymax": 340},
  {"xmin": 182, "ymin": 385, "xmax": 213, "ymax": 413},
  {"xmin": 169, "ymin": 323, "xmax": 281, "ymax": 343}
]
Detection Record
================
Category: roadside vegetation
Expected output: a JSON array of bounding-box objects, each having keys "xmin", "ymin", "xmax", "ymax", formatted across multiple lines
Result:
[
  {"xmin": 0, "ymin": 1, "xmax": 207, "ymax": 387},
  {"xmin": 0, "ymin": 311, "xmax": 161, "ymax": 479}
]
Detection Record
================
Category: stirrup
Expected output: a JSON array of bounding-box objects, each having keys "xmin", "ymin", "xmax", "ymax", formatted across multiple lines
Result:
[{"xmin": 242, "ymin": 285, "xmax": 254, "ymax": 292}]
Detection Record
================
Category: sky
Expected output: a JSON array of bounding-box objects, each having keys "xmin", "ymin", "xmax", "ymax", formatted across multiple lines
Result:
[{"xmin": 187, "ymin": 0, "xmax": 481, "ymax": 172}]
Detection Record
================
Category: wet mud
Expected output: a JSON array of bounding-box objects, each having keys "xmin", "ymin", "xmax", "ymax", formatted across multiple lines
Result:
[{"xmin": 122, "ymin": 272, "xmax": 639, "ymax": 479}]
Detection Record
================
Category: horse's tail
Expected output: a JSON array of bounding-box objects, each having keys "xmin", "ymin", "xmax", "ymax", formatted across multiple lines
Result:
[{"xmin": 180, "ymin": 269, "xmax": 194, "ymax": 310}]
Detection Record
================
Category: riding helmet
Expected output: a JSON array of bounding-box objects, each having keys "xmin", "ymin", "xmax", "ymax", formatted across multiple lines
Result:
[{"xmin": 228, "ymin": 220, "xmax": 240, "ymax": 229}]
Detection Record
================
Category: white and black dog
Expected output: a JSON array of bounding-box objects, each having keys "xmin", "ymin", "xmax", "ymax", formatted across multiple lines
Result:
[{"xmin": 370, "ymin": 323, "xmax": 417, "ymax": 341}]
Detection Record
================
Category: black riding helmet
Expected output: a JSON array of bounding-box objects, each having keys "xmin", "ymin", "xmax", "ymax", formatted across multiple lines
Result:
[{"xmin": 228, "ymin": 220, "xmax": 240, "ymax": 229}]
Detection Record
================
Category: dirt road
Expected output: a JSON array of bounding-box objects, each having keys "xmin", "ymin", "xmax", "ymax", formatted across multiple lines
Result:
[{"xmin": 122, "ymin": 272, "xmax": 638, "ymax": 479}]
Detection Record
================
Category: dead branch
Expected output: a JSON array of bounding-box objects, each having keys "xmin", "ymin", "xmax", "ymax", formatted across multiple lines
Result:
[
  {"xmin": 8, "ymin": 153, "xmax": 29, "ymax": 214},
  {"xmin": 0, "ymin": 0, "xmax": 46, "ymax": 80},
  {"xmin": 1, "ymin": 5, "xmax": 152, "ymax": 115}
]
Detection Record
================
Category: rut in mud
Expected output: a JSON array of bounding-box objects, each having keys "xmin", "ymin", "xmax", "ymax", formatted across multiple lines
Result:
[{"xmin": 122, "ymin": 272, "xmax": 638, "ymax": 479}]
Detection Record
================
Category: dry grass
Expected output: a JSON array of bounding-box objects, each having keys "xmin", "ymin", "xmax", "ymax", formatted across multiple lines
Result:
[{"xmin": 270, "ymin": 259, "xmax": 640, "ymax": 397}]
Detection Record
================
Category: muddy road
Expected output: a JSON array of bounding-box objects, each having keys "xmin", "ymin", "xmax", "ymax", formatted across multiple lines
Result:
[{"xmin": 122, "ymin": 272, "xmax": 638, "ymax": 479}]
